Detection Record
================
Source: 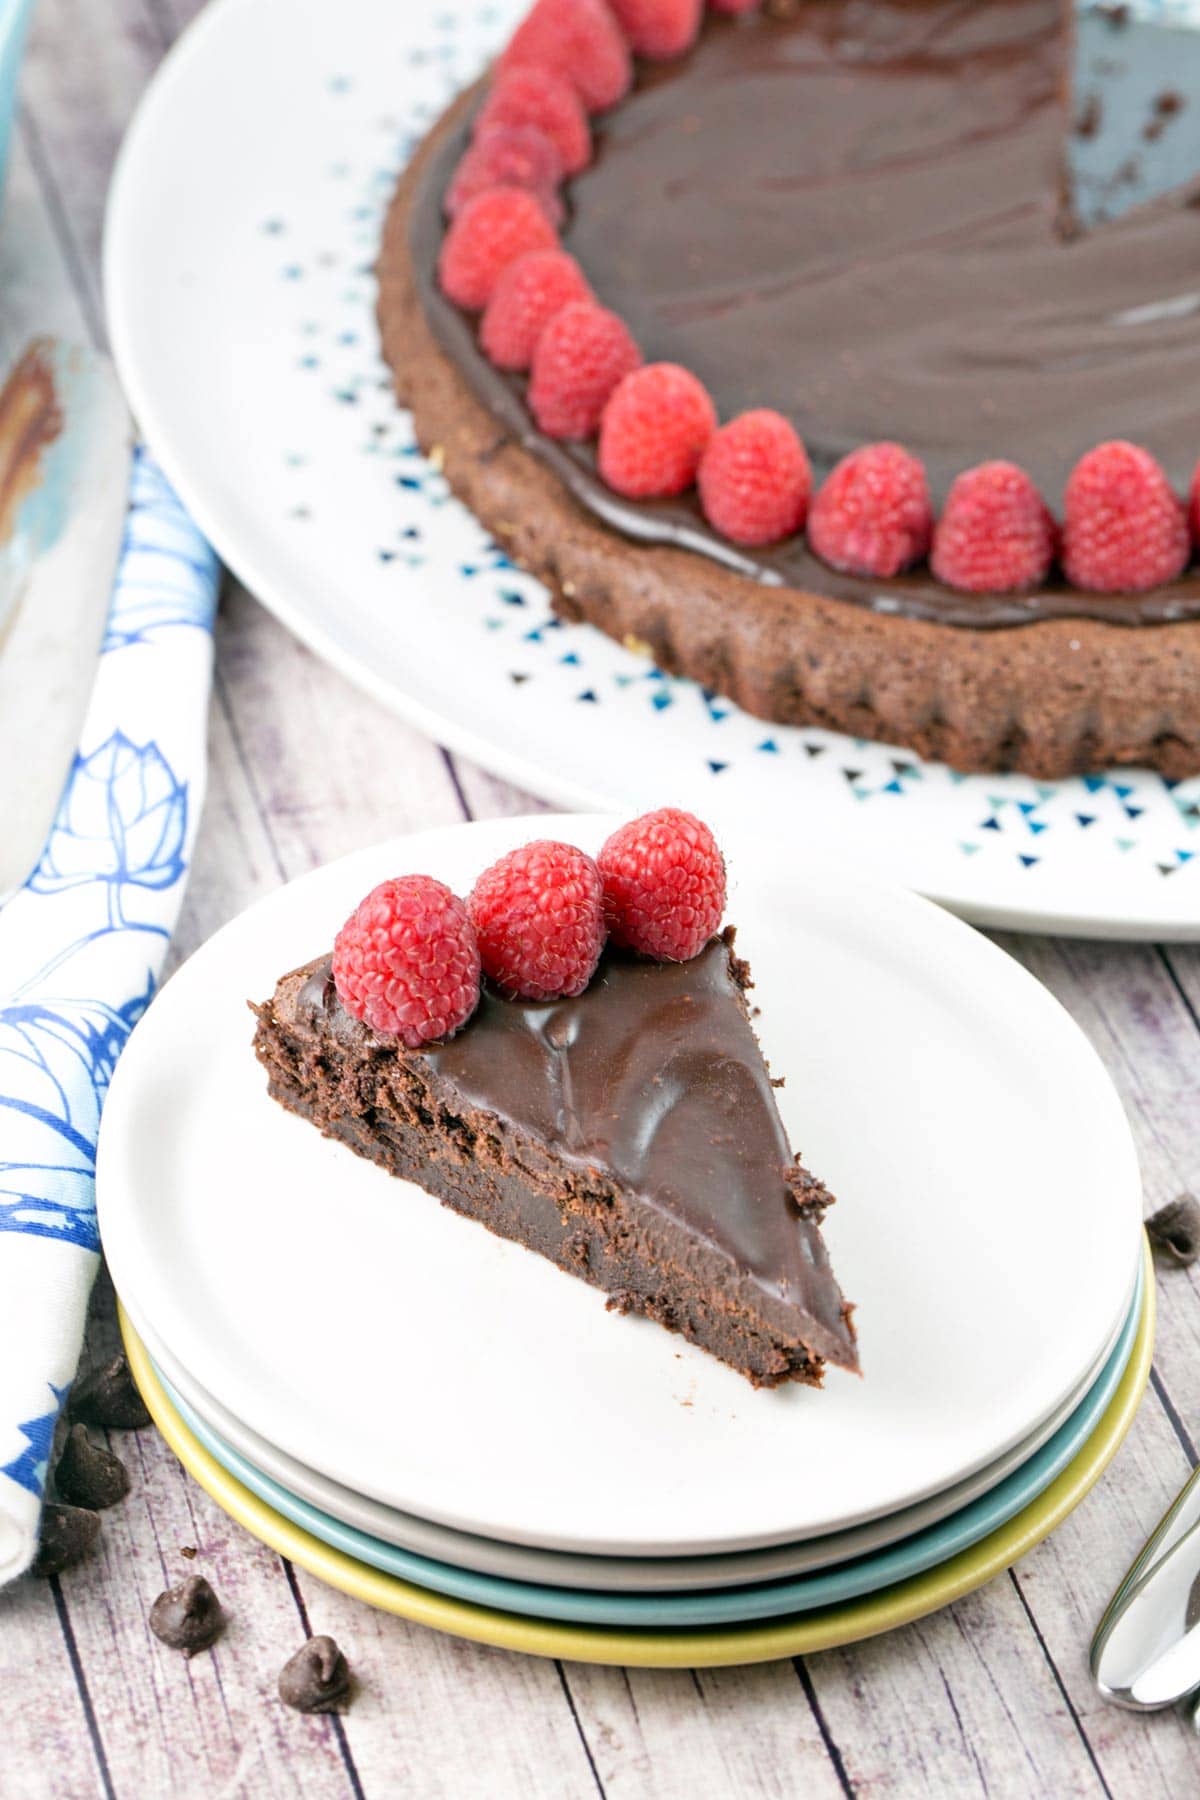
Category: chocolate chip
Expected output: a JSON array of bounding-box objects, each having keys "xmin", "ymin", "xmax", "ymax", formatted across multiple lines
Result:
[
  {"xmin": 54, "ymin": 1424, "xmax": 130, "ymax": 1511},
  {"xmin": 1147, "ymin": 1194, "xmax": 1200, "ymax": 1267},
  {"xmin": 32, "ymin": 1503, "xmax": 101, "ymax": 1576},
  {"xmin": 69, "ymin": 1356, "xmax": 151, "ymax": 1430},
  {"xmin": 278, "ymin": 1636, "xmax": 352, "ymax": 1714},
  {"xmin": 179, "ymin": 1545, "xmax": 197, "ymax": 1560},
  {"xmin": 149, "ymin": 1575, "xmax": 224, "ymax": 1656}
]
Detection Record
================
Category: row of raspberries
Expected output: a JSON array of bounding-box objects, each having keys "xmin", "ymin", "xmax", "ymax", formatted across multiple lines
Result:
[
  {"xmin": 435, "ymin": 0, "xmax": 1200, "ymax": 598},
  {"xmin": 810, "ymin": 439, "xmax": 1197, "ymax": 598},
  {"xmin": 332, "ymin": 808, "xmax": 727, "ymax": 1046}
]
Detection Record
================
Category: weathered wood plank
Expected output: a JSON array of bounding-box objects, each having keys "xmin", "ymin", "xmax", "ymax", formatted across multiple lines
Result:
[
  {"xmin": 804, "ymin": 1580, "xmax": 1108, "ymax": 1799},
  {"xmin": 981, "ymin": 931, "xmax": 1200, "ymax": 1791},
  {"xmin": 146, "ymin": 0, "xmax": 209, "ymax": 38},
  {"xmin": 563, "ymin": 1661, "xmax": 847, "ymax": 1800},
  {"xmin": 0, "ymin": 1574, "xmax": 109, "ymax": 1799},
  {"xmin": 213, "ymin": 582, "xmax": 468, "ymax": 873},
  {"xmin": 21, "ymin": 0, "xmax": 168, "ymax": 329},
  {"xmin": 166, "ymin": 644, "xmax": 286, "ymax": 971},
  {"xmin": 449, "ymin": 752, "xmax": 553, "ymax": 826},
  {"xmin": 1157, "ymin": 942, "xmax": 1200, "ymax": 1090}
]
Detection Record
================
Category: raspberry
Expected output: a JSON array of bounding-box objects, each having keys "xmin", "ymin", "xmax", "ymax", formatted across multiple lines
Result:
[
  {"xmin": 445, "ymin": 123, "xmax": 565, "ymax": 226},
  {"xmin": 475, "ymin": 64, "xmax": 592, "ymax": 178},
  {"xmin": 808, "ymin": 442, "xmax": 933, "ymax": 579},
  {"xmin": 332, "ymin": 876, "xmax": 480, "ymax": 1047},
  {"xmin": 698, "ymin": 409, "xmax": 811, "ymax": 546},
  {"xmin": 468, "ymin": 840, "xmax": 606, "ymax": 1000},
  {"xmin": 480, "ymin": 250, "xmax": 592, "ymax": 371},
  {"xmin": 609, "ymin": 0, "xmax": 702, "ymax": 58},
  {"xmin": 1190, "ymin": 456, "xmax": 1200, "ymax": 547},
  {"xmin": 599, "ymin": 810, "xmax": 726, "ymax": 962},
  {"xmin": 598, "ymin": 363, "xmax": 717, "ymax": 498},
  {"xmin": 499, "ymin": 0, "xmax": 633, "ymax": 113},
  {"xmin": 437, "ymin": 187, "xmax": 558, "ymax": 311},
  {"xmin": 529, "ymin": 300, "xmax": 642, "ymax": 438},
  {"xmin": 930, "ymin": 461, "xmax": 1057, "ymax": 594},
  {"xmin": 1062, "ymin": 440, "xmax": 1190, "ymax": 593}
]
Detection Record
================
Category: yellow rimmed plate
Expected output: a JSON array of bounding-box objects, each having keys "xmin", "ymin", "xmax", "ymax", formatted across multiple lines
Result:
[{"xmin": 118, "ymin": 1237, "xmax": 1154, "ymax": 1669}]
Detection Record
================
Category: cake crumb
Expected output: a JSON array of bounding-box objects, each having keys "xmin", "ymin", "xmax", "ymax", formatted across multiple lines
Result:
[{"xmin": 1075, "ymin": 93, "xmax": 1102, "ymax": 139}]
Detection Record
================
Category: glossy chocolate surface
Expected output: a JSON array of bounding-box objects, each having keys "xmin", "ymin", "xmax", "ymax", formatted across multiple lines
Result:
[
  {"xmin": 410, "ymin": 0, "xmax": 1200, "ymax": 628},
  {"xmin": 298, "ymin": 940, "xmax": 853, "ymax": 1348}
]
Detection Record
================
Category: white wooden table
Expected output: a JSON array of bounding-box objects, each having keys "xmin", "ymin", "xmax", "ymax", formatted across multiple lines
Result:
[{"xmin": 2, "ymin": 3, "xmax": 1200, "ymax": 1793}]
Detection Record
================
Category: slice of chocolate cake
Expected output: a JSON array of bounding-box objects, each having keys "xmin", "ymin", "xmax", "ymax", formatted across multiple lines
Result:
[{"xmin": 252, "ymin": 929, "xmax": 857, "ymax": 1389}]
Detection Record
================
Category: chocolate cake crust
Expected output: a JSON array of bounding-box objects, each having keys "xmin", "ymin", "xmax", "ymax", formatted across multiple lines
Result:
[
  {"xmin": 377, "ymin": 75, "xmax": 1200, "ymax": 777},
  {"xmin": 252, "ymin": 935, "xmax": 857, "ymax": 1389}
]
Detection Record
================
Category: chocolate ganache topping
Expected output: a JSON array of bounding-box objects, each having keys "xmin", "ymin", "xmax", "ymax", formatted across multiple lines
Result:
[
  {"xmin": 410, "ymin": 0, "xmax": 1200, "ymax": 628},
  {"xmin": 297, "ymin": 939, "xmax": 851, "ymax": 1346}
]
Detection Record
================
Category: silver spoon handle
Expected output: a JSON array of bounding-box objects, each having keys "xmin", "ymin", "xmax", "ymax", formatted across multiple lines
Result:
[{"xmin": 1092, "ymin": 1461, "xmax": 1200, "ymax": 1710}]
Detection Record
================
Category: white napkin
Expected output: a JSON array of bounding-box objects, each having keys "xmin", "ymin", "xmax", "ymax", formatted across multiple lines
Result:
[{"xmin": 0, "ymin": 448, "xmax": 218, "ymax": 1582}]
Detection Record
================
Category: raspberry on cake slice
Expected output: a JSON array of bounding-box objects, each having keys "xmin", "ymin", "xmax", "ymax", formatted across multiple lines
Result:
[
  {"xmin": 598, "ymin": 806, "xmax": 726, "ymax": 961},
  {"xmin": 468, "ymin": 839, "xmax": 606, "ymax": 999},
  {"xmin": 332, "ymin": 875, "xmax": 480, "ymax": 1046},
  {"xmin": 252, "ymin": 813, "xmax": 857, "ymax": 1389}
]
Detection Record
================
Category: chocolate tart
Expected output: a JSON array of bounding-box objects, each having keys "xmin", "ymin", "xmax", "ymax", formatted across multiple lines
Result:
[
  {"xmin": 252, "ymin": 931, "xmax": 857, "ymax": 1388},
  {"xmin": 377, "ymin": 0, "xmax": 1200, "ymax": 778}
]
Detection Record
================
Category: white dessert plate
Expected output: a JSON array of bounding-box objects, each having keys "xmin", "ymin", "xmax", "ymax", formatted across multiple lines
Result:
[
  {"xmin": 120, "ymin": 1255, "xmax": 1140, "ymax": 1592},
  {"xmin": 103, "ymin": 0, "xmax": 1200, "ymax": 940},
  {"xmin": 96, "ymin": 814, "xmax": 1145, "ymax": 1556}
]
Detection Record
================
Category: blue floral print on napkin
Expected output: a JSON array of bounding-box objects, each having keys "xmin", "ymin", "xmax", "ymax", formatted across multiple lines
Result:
[{"xmin": 0, "ymin": 449, "xmax": 218, "ymax": 1581}]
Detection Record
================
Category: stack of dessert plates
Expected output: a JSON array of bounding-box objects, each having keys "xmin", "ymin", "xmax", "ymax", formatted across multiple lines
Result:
[{"xmin": 97, "ymin": 817, "xmax": 1152, "ymax": 1668}]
